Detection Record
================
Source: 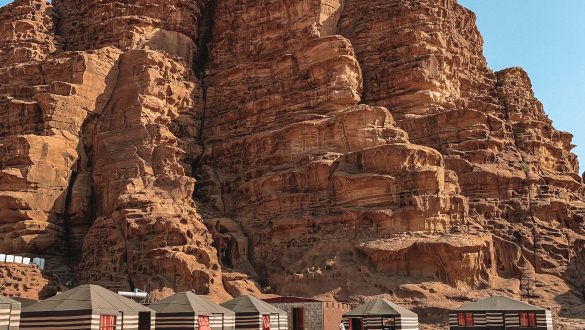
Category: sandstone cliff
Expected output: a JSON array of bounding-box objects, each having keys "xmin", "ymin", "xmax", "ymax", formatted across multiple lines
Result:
[{"xmin": 0, "ymin": 0, "xmax": 584, "ymax": 327}]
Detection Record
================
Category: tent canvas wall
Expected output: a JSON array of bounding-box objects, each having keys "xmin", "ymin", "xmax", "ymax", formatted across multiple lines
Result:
[
  {"xmin": 20, "ymin": 284, "xmax": 155, "ymax": 330},
  {"xmin": 0, "ymin": 295, "xmax": 21, "ymax": 330},
  {"xmin": 343, "ymin": 298, "xmax": 418, "ymax": 330},
  {"xmin": 449, "ymin": 296, "xmax": 553, "ymax": 330},
  {"xmin": 222, "ymin": 295, "xmax": 288, "ymax": 330},
  {"xmin": 150, "ymin": 292, "xmax": 235, "ymax": 330}
]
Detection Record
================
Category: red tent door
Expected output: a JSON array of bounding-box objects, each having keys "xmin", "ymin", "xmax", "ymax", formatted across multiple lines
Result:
[
  {"xmin": 262, "ymin": 315, "xmax": 271, "ymax": 330},
  {"xmin": 198, "ymin": 315, "xmax": 211, "ymax": 330}
]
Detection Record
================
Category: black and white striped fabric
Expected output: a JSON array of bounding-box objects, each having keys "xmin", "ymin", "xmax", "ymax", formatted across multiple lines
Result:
[
  {"xmin": 448, "ymin": 311, "xmax": 553, "ymax": 330},
  {"xmin": 21, "ymin": 310, "xmax": 96, "ymax": 329},
  {"xmin": 234, "ymin": 312, "xmax": 261, "ymax": 329},
  {"xmin": 449, "ymin": 296, "xmax": 554, "ymax": 330},
  {"xmin": 270, "ymin": 313, "xmax": 287, "ymax": 330},
  {"xmin": 210, "ymin": 313, "xmax": 236, "ymax": 329},
  {"xmin": 0, "ymin": 298, "xmax": 20, "ymax": 330},
  {"xmin": 20, "ymin": 285, "xmax": 156, "ymax": 330},
  {"xmin": 343, "ymin": 298, "xmax": 419, "ymax": 330},
  {"xmin": 343, "ymin": 315, "xmax": 419, "ymax": 330},
  {"xmin": 221, "ymin": 295, "xmax": 288, "ymax": 329},
  {"xmin": 150, "ymin": 291, "xmax": 237, "ymax": 330},
  {"xmin": 397, "ymin": 315, "xmax": 419, "ymax": 330},
  {"xmin": 233, "ymin": 312, "xmax": 288, "ymax": 329},
  {"xmin": 155, "ymin": 312, "xmax": 236, "ymax": 329},
  {"xmin": 21, "ymin": 310, "xmax": 155, "ymax": 330}
]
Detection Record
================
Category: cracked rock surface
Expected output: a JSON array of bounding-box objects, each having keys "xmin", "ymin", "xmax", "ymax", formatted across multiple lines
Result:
[{"xmin": 0, "ymin": 0, "xmax": 584, "ymax": 327}]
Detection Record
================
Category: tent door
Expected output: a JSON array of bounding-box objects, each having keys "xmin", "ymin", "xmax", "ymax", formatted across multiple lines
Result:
[
  {"xmin": 292, "ymin": 308, "xmax": 304, "ymax": 330},
  {"xmin": 99, "ymin": 315, "xmax": 117, "ymax": 330},
  {"xmin": 138, "ymin": 312, "xmax": 151, "ymax": 330},
  {"xmin": 199, "ymin": 315, "xmax": 211, "ymax": 330},
  {"xmin": 262, "ymin": 314, "xmax": 271, "ymax": 330},
  {"xmin": 349, "ymin": 318, "xmax": 363, "ymax": 330}
]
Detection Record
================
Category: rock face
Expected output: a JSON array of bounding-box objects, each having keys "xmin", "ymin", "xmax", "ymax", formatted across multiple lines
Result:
[
  {"xmin": 1, "ymin": 0, "xmax": 584, "ymax": 327},
  {"xmin": 338, "ymin": 0, "xmax": 585, "ymax": 288},
  {"xmin": 0, "ymin": 0, "xmax": 228, "ymax": 300},
  {"xmin": 0, "ymin": 263, "xmax": 57, "ymax": 300},
  {"xmin": 200, "ymin": 0, "xmax": 471, "ymax": 297}
]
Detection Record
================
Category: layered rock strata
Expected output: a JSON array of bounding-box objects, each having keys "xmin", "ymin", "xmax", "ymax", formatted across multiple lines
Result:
[
  {"xmin": 338, "ymin": 0, "xmax": 585, "ymax": 289},
  {"xmin": 0, "ymin": 0, "xmax": 228, "ymax": 299},
  {"xmin": 0, "ymin": 0, "xmax": 583, "ymax": 326},
  {"xmin": 77, "ymin": 49, "xmax": 225, "ymax": 297},
  {"xmin": 199, "ymin": 0, "xmax": 480, "ymax": 296}
]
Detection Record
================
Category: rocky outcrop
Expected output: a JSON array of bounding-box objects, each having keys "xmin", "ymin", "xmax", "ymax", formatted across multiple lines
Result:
[
  {"xmin": 199, "ymin": 0, "xmax": 471, "ymax": 296},
  {"xmin": 0, "ymin": 263, "xmax": 56, "ymax": 300},
  {"xmin": 54, "ymin": 0, "xmax": 206, "ymax": 60},
  {"xmin": 338, "ymin": 0, "xmax": 585, "ymax": 290},
  {"xmin": 0, "ymin": 0, "xmax": 58, "ymax": 65},
  {"xmin": 0, "ymin": 0, "xmax": 121, "ymax": 276},
  {"xmin": 77, "ymin": 49, "xmax": 225, "ymax": 298},
  {"xmin": 358, "ymin": 235, "xmax": 495, "ymax": 288},
  {"xmin": 0, "ymin": 0, "xmax": 228, "ymax": 300},
  {"xmin": 0, "ymin": 0, "xmax": 584, "ymax": 326}
]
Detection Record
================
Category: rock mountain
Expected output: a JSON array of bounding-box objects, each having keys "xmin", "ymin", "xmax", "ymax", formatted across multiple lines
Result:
[{"xmin": 0, "ymin": 0, "xmax": 584, "ymax": 327}]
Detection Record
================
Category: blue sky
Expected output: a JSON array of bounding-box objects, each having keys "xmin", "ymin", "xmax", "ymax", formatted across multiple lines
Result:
[
  {"xmin": 459, "ymin": 0, "xmax": 585, "ymax": 172},
  {"xmin": 1, "ymin": 0, "xmax": 584, "ymax": 171}
]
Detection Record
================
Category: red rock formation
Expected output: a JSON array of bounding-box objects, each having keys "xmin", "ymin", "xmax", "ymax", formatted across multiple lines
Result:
[
  {"xmin": 199, "ymin": 0, "xmax": 473, "ymax": 298},
  {"xmin": 0, "ymin": 0, "xmax": 584, "ymax": 327},
  {"xmin": 338, "ymin": 0, "xmax": 585, "ymax": 290},
  {"xmin": 0, "ymin": 0, "xmax": 120, "ymax": 279},
  {"xmin": 0, "ymin": 263, "xmax": 56, "ymax": 300},
  {"xmin": 54, "ymin": 0, "xmax": 206, "ymax": 58},
  {"xmin": 0, "ymin": 0, "xmax": 228, "ymax": 300},
  {"xmin": 0, "ymin": 0, "xmax": 58, "ymax": 65},
  {"xmin": 77, "ymin": 49, "xmax": 225, "ymax": 298}
]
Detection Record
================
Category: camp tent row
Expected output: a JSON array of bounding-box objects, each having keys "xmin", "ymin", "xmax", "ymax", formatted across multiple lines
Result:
[
  {"xmin": 3, "ymin": 287, "xmax": 554, "ymax": 330},
  {"xmin": 7, "ymin": 287, "xmax": 288, "ymax": 330},
  {"xmin": 343, "ymin": 296, "xmax": 554, "ymax": 330}
]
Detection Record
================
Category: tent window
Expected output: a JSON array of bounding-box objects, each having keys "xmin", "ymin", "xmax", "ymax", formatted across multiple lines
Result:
[
  {"xmin": 382, "ymin": 317, "xmax": 395, "ymax": 330},
  {"xmin": 138, "ymin": 312, "xmax": 151, "ymax": 330},
  {"xmin": 465, "ymin": 313, "xmax": 474, "ymax": 326},
  {"xmin": 457, "ymin": 313, "xmax": 465, "ymax": 326},
  {"xmin": 100, "ymin": 315, "xmax": 116, "ymax": 330}
]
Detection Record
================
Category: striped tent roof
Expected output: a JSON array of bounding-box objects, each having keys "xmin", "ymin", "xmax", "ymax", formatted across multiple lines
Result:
[
  {"xmin": 0, "ymin": 295, "xmax": 20, "ymax": 307},
  {"xmin": 22, "ymin": 284, "xmax": 152, "ymax": 315},
  {"xmin": 150, "ymin": 292, "xmax": 235, "ymax": 315},
  {"xmin": 221, "ymin": 295, "xmax": 286, "ymax": 315},
  {"xmin": 454, "ymin": 296, "xmax": 546, "ymax": 312},
  {"xmin": 344, "ymin": 298, "xmax": 417, "ymax": 317}
]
